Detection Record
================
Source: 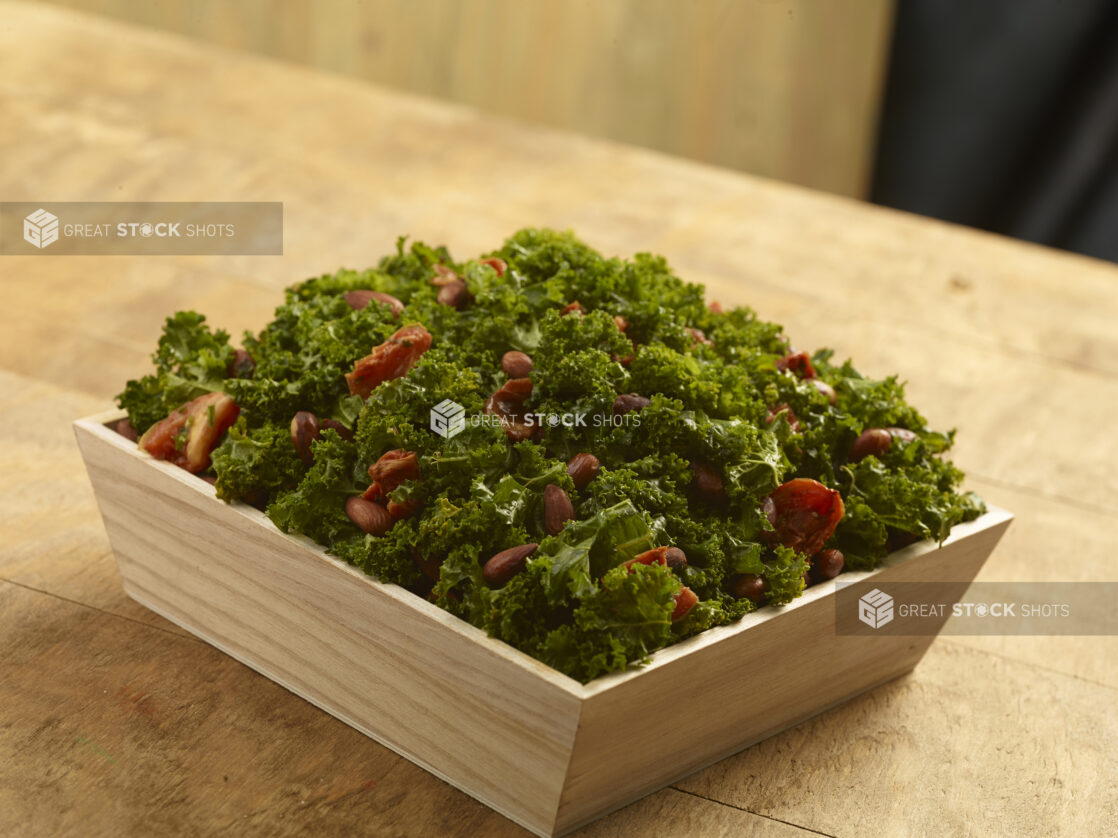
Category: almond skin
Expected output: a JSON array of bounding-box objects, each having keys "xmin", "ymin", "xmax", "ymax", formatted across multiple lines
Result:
[
  {"xmin": 612, "ymin": 393, "xmax": 650, "ymax": 416},
  {"xmin": 811, "ymin": 548, "xmax": 845, "ymax": 581},
  {"xmin": 483, "ymin": 543, "xmax": 539, "ymax": 586},
  {"xmin": 566, "ymin": 453, "xmax": 600, "ymax": 490},
  {"xmin": 290, "ymin": 411, "xmax": 320, "ymax": 465},
  {"xmin": 501, "ymin": 350, "xmax": 533, "ymax": 378},
  {"xmin": 227, "ymin": 348, "xmax": 255, "ymax": 378},
  {"xmin": 344, "ymin": 496, "xmax": 393, "ymax": 536},
  {"xmin": 812, "ymin": 379, "xmax": 837, "ymax": 405},
  {"xmin": 691, "ymin": 462, "xmax": 725, "ymax": 497},
  {"xmin": 436, "ymin": 279, "xmax": 471, "ymax": 309},
  {"xmin": 732, "ymin": 574, "xmax": 767, "ymax": 603},
  {"xmin": 664, "ymin": 546, "xmax": 687, "ymax": 569},
  {"xmin": 543, "ymin": 484, "xmax": 575, "ymax": 535},
  {"xmin": 344, "ymin": 290, "xmax": 404, "ymax": 317},
  {"xmin": 850, "ymin": 428, "xmax": 892, "ymax": 462},
  {"xmin": 111, "ymin": 417, "xmax": 138, "ymax": 442}
]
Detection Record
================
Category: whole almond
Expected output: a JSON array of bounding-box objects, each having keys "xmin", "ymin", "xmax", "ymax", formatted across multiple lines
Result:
[
  {"xmin": 543, "ymin": 484, "xmax": 575, "ymax": 535},
  {"xmin": 344, "ymin": 290, "xmax": 404, "ymax": 318},
  {"xmin": 665, "ymin": 546, "xmax": 687, "ymax": 569},
  {"xmin": 850, "ymin": 428, "xmax": 892, "ymax": 462},
  {"xmin": 483, "ymin": 543, "xmax": 539, "ymax": 586},
  {"xmin": 812, "ymin": 378, "xmax": 837, "ymax": 405},
  {"xmin": 345, "ymin": 496, "xmax": 393, "ymax": 536},
  {"xmin": 290, "ymin": 411, "xmax": 320, "ymax": 465},
  {"xmin": 111, "ymin": 417, "xmax": 138, "ymax": 442},
  {"xmin": 811, "ymin": 548, "xmax": 845, "ymax": 581},
  {"xmin": 732, "ymin": 573, "xmax": 767, "ymax": 603},
  {"xmin": 691, "ymin": 461, "xmax": 724, "ymax": 497},
  {"xmin": 228, "ymin": 348, "xmax": 256, "ymax": 378},
  {"xmin": 612, "ymin": 393, "xmax": 650, "ymax": 416},
  {"xmin": 437, "ymin": 279, "xmax": 471, "ymax": 309},
  {"xmin": 566, "ymin": 453, "xmax": 600, "ymax": 490},
  {"xmin": 613, "ymin": 315, "xmax": 629, "ymax": 332},
  {"xmin": 501, "ymin": 350, "xmax": 533, "ymax": 378},
  {"xmin": 887, "ymin": 427, "xmax": 918, "ymax": 443}
]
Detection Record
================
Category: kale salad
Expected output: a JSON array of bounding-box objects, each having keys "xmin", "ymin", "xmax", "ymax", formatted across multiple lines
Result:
[{"xmin": 115, "ymin": 229, "xmax": 984, "ymax": 682}]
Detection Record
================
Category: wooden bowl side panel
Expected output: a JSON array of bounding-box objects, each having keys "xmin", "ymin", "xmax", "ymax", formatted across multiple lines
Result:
[
  {"xmin": 74, "ymin": 419, "xmax": 581, "ymax": 837},
  {"xmin": 553, "ymin": 516, "xmax": 1012, "ymax": 834}
]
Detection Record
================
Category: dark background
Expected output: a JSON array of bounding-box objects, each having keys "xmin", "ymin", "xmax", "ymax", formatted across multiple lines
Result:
[{"xmin": 874, "ymin": 0, "xmax": 1118, "ymax": 262}]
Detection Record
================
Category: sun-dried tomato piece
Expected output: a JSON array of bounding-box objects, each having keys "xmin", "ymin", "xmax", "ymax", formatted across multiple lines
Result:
[
  {"xmin": 486, "ymin": 376, "xmax": 532, "ymax": 415},
  {"xmin": 346, "ymin": 324, "xmax": 432, "ymax": 399},
  {"xmin": 764, "ymin": 478, "xmax": 844, "ymax": 556},
  {"xmin": 671, "ymin": 587, "xmax": 699, "ymax": 622},
  {"xmin": 479, "ymin": 257, "xmax": 507, "ymax": 276},
  {"xmin": 622, "ymin": 546, "xmax": 669, "ymax": 571},
  {"xmin": 368, "ymin": 449, "xmax": 420, "ymax": 491},
  {"xmin": 485, "ymin": 377, "xmax": 538, "ymax": 441},
  {"xmin": 561, "ymin": 300, "xmax": 586, "ymax": 317},
  {"xmin": 775, "ymin": 350, "xmax": 817, "ymax": 380},
  {"xmin": 430, "ymin": 264, "xmax": 459, "ymax": 286},
  {"xmin": 765, "ymin": 403, "xmax": 801, "ymax": 432},
  {"xmin": 386, "ymin": 498, "xmax": 421, "ymax": 519},
  {"xmin": 138, "ymin": 391, "xmax": 240, "ymax": 473},
  {"xmin": 686, "ymin": 327, "xmax": 713, "ymax": 347},
  {"xmin": 362, "ymin": 450, "xmax": 422, "ymax": 514}
]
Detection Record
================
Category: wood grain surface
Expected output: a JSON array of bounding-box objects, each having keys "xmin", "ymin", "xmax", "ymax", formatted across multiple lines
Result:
[{"xmin": 2, "ymin": 3, "xmax": 1117, "ymax": 836}]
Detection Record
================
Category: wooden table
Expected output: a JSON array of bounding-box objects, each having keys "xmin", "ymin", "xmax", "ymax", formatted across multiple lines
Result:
[{"xmin": 2, "ymin": 4, "xmax": 1116, "ymax": 836}]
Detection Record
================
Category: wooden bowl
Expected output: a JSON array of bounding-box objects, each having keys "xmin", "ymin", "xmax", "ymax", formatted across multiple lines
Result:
[{"xmin": 75, "ymin": 410, "xmax": 1012, "ymax": 837}]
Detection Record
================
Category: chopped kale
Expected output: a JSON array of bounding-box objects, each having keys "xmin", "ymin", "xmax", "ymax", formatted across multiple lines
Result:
[{"xmin": 116, "ymin": 229, "xmax": 985, "ymax": 682}]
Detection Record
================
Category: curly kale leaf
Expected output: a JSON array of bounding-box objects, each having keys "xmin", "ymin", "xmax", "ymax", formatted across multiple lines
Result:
[
  {"xmin": 211, "ymin": 419, "xmax": 303, "ymax": 504},
  {"xmin": 116, "ymin": 311, "xmax": 234, "ymax": 433},
  {"xmin": 266, "ymin": 431, "xmax": 364, "ymax": 545}
]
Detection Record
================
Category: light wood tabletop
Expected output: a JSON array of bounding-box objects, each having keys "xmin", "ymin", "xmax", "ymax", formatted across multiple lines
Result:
[{"xmin": 2, "ymin": 3, "xmax": 1116, "ymax": 836}]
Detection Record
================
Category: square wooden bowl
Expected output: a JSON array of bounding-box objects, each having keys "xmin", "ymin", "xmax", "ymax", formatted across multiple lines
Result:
[{"xmin": 75, "ymin": 410, "xmax": 1012, "ymax": 837}]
